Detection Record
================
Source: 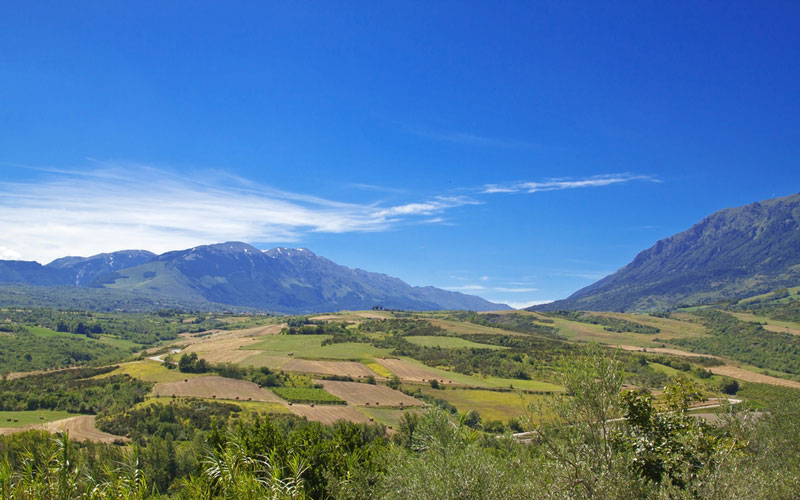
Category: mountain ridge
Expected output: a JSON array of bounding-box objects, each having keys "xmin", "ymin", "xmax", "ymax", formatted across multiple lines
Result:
[
  {"xmin": 532, "ymin": 192, "xmax": 800, "ymax": 312},
  {"xmin": 0, "ymin": 242, "xmax": 508, "ymax": 313}
]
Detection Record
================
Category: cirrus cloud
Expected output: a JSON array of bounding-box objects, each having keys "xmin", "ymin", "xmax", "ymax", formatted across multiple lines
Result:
[
  {"xmin": 0, "ymin": 164, "xmax": 479, "ymax": 263},
  {"xmin": 482, "ymin": 173, "xmax": 660, "ymax": 194}
]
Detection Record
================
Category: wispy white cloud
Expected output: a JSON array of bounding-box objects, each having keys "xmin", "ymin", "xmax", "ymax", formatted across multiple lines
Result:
[
  {"xmin": 482, "ymin": 173, "xmax": 660, "ymax": 194},
  {"xmin": 0, "ymin": 164, "xmax": 478, "ymax": 263}
]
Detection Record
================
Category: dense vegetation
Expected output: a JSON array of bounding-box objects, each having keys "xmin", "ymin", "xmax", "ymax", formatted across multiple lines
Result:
[
  {"xmin": 449, "ymin": 311, "xmax": 562, "ymax": 337},
  {"xmin": 2, "ymin": 347, "xmax": 799, "ymax": 499},
  {"xmin": 735, "ymin": 294, "xmax": 800, "ymax": 322},
  {"xmin": 97, "ymin": 400, "xmax": 242, "ymax": 441},
  {"xmin": 0, "ymin": 367, "xmax": 152, "ymax": 415},
  {"xmin": 544, "ymin": 310, "xmax": 661, "ymax": 334},
  {"xmin": 669, "ymin": 310, "xmax": 800, "ymax": 375},
  {"xmin": 0, "ymin": 328, "xmax": 127, "ymax": 374}
]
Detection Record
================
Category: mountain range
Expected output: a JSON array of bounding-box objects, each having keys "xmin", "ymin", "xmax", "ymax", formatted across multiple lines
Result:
[
  {"xmin": 0, "ymin": 242, "xmax": 508, "ymax": 313},
  {"xmin": 533, "ymin": 192, "xmax": 800, "ymax": 312}
]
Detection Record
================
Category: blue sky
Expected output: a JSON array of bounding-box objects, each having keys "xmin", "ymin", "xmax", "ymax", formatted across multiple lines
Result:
[{"xmin": 1, "ymin": 2, "xmax": 798, "ymax": 308}]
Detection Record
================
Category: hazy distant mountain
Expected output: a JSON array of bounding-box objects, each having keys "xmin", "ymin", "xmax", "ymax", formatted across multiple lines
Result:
[
  {"xmin": 98, "ymin": 242, "xmax": 507, "ymax": 313},
  {"xmin": 0, "ymin": 242, "xmax": 507, "ymax": 313},
  {"xmin": 47, "ymin": 250, "xmax": 157, "ymax": 286},
  {"xmin": 0, "ymin": 250, "xmax": 156, "ymax": 288},
  {"xmin": 0, "ymin": 260, "xmax": 69, "ymax": 286},
  {"xmin": 532, "ymin": 193, "xmax": 800, "ymax": 312}
]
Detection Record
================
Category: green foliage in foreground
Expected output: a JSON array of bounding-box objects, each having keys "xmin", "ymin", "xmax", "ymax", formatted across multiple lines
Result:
[{"xmin": 1, "ymin": 345, "xmax": 800, "ymax": 499}]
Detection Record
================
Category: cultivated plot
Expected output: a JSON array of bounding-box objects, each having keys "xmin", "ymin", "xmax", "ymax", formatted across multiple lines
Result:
[
  {"xmin": 288, "ymin": 404, "xmax": 373, "ymax": 425},
  {"xmin": 405, "ymin": 336, "xmax": 508, "ymax": 350},
  {"xmin": 419, "ymin": 387, "xmax": 543, "ymax": 422},
  {"xmin": 281, "ymin": 358, "xmax": 381, "ymax": 378},
  {"xmin": 317, "ymin": 380, "xmax": 422, "ymax": 407},
  {"xmin": 376, "ymin": 358, "xmax": 457, "ymax": 384},
  {"xmin": 153, "ymin": 375, "xmax": 284, "ymax": 402}
]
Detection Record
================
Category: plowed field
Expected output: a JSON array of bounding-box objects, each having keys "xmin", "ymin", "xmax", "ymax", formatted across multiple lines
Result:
[
  {"xmin": 318, "ymin": 380, "xmax": 422, "ymax": 407},
  {"xmin": 288, "ymin": 404, "xmax": 372, "ymax": 425},
  {"xmin": 153, "ymin": 376, "xmax": 284, "ymax": 402},
  {"xmin": 376, "ymin": 358, "xmax": 456, "ymax": 384}
]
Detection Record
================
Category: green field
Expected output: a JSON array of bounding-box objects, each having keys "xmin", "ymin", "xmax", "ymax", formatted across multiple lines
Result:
[
  {"xmin": 28, "ymin": 326, "xmax": 77, "ymax": 338},
  {"xmin": 728, "ymin": 311, "xmax": 800, "ymax": 334},
  {"xmin": 398, "ymin": 357, "xmax": 563, "ymax": 392},
  {"xmin": 357, "ymin": 407, "xmax": 420, "ymax": 427},
  {"xmin": 272, "ymin": 387, "xmax": 346, "ymax": 405},
  {"xmin": 97, "ymin": 335, "xmax": 141, "ymax": 349},
  {"xmin": 245, "ymin": 334, "xmax": 390, "ymax": 361},
  {"xmin": 101, "ymin": 360, "xmax": 206, "ymax": 383},
  {"xmin": 405, "ymin": 335, "xmax": 508, "ymax": 350},
  {"xmin": 418, "ymin": 387, "xmax": 545, "ymax": 422},
  {"xmin": 0, "ymin": 410, "xmax": 76, "ymax": 428},
  {"xmin": 550, "ymin": 313, "xmax": 708, "ymax": 347}
]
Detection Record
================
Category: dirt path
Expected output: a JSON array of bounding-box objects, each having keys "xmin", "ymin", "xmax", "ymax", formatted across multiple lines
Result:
[
  {"xmin": 617, "ymin": 345, "xmax": 721, "ymax": 359},
  {"xmin": 0, "ymin": 416, "xmax": 126, "ymax": 443},
  {"xmin": 708, "ymin": 366, "xmax": 800, "ymax": 389}
]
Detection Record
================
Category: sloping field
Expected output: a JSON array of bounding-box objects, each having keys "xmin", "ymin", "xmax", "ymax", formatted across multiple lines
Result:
[
  {"xmin": 289, "ymin": 404, "xmax": 372, "ymax": 425},
  {"xmin": 153, "ymin": 376, "xmax": 284, "ymax": 402},
  {"xmin": 377, "ymin": 357, "xmax": 562, "ymax": 392},
  {"xmin": 0, "ymin": 410, "xmax": 74, "ymax": 428},
  {"xmin": 405, "ymin": 336, "xmax": 508, "ymax": 350},
  {"xmin": 376, "ymin": 358, "xmax": 456, "ymax": 384},
  {"xmin": 600, "ymin": 312, "xmax": 708, "ymax": 339},
  {"xmin": 0, "ymin": 415, "xmax": 126, "ymax": 443},
  {"xmin": 101, "ymin": 360, "xmax": 206, "ymax": 383},
  {"xmin": 728, "ymin": 312, "xmax": 800, "ymax": 336},
  {"xmin": 189, "ymin": 347, "xmax": 257, "ymax": 364},
  {"xmin": 318, "ymin": 380, "xmax": 422, "ymax": 407},
  {"xmin": 358, "ymin": 407, "xmax": 419, "ymax": 427},
  {"xmin": 708, "ymin": 366, "xmax": 800, "ymax": 389},
  {"xmin": 419, "ymin": 387, "xmax": 544, "ymax": 421},
  {"xmin": 244, "ymin": 335, "xmax": 390, "ymax": 361},
  {"xmin": 428, "ymin": 319, "xmax": 525, "ymax": 336},
  {"xmin": 283, "ymin": 359, "xmax": 380, "ymax": 378},
  {"xmin": 617, "ymin": 345, "xmax": 721, "ymax": 359},
  {"xmin": 41, "ymin": 416, "xmax": 126, "ymax": 443}
]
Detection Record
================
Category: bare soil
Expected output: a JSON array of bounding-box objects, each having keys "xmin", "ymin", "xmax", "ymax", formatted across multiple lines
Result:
[
  {"xmin": 708, "ymin": 366, "xmax": 800, "ymax": 389},
  {"xmin": 376, "ymin": 358, "xmax": 456, "ymax": 384},
  {"xmin": 617, "ymin": 345, "xmax": 721, "ymax": 358},
  {"xmin": 153, "ymin": 375, "xmax": 284, "ymax": 402},
  {"xmin": 0, "ymin": 416, "xmax": 126, "ymax": 443},
  {"xmin": 317, "ymin": 380, "xmax": 422, "ymax": 407},
  {"xmin": 288, "ymin": 404, "xmax": 372, "ymax": 425},
  {"xmin": 282, "ymin": 359, "xmax": 381, "ymax": 378}
]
